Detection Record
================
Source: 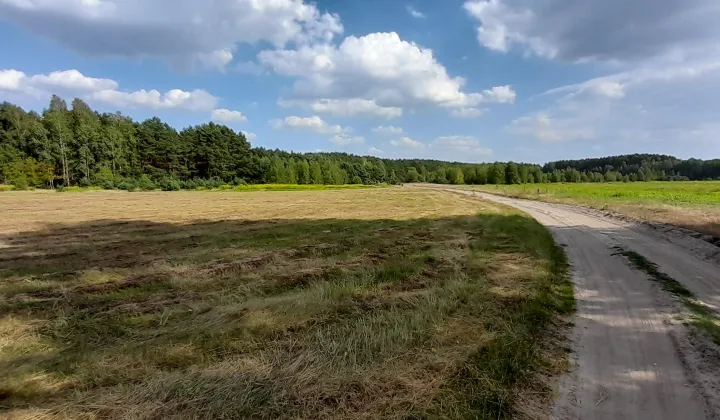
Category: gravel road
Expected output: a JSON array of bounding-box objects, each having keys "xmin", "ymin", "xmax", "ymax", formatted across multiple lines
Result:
[{"xmin": 442, "ymin": 188, "xmax": 720, "ymax": 420}]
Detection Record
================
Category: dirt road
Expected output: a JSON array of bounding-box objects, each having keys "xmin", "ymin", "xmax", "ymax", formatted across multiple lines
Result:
[{"xmin": 441, "ymin": 188, "xmax": 720, "ymax": 420}]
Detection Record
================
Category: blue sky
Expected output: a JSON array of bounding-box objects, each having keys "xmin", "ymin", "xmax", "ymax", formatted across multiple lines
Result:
[{"xmin": 1, "ymin": 0, "xmax": 719, "ymax": 163}]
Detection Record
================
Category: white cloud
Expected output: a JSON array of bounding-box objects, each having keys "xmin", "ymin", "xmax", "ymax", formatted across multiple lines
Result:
[
  {"xmin": 512, "ymin": 57, "xmax": 720, "ymax": 155},
  {"xmin": 331, "ymin": 134, "xmax": 364, "ymax": 145},
  {"xmin": 0, "ymin": 0, "xmax": 343, "ymax": 65},
  {"xmin": 431, "ymin": 135, "xmax": 493, "ymax": 156},
  {"xmin": 30, "ymin": 69, "xmax": 119, "ymax": 91},
  {"xmin": 273, "ymin": 115, "xmax": 346, "ymax": 135},
  {"xmin": 0, "ymin": 69, "xmax": 26, "ymax": 91},
  {"xmin": 0, "ymin": 68, "xmax": 220, "ymax": 112},
  {"xmin": 406, "ymin": 6, "xmax": 426, "ymax": 19},
  {"xmin": 310, "ymin": 98, "xmax": 402, "ymax": 119},
  {"xmin": 390, "ymin": 136, "xmax": 425, "ymax": 149},
  {"xmin": 589, "ymin": 81, "xmax": 625, "ymax": 99},
  {"xmin": 243, "ymin": 132, "xmax": 257, "ymax": 141},
  {"xmin": 259, "ymin": 32, "xmax": 514, "ymax": 110},
  {"xmin": 195, "ymin": 49, "xmax": 234, "ymax": 71},
  {"xmin": 0, "ymin": 69, "xmax": 119, "ymax": 94},
  {"xmin": 482, "ymin": 85, "xmax": 516, "ymax": 103},
  {"xmin": 463, "ymin": 0, "xmax": 720, "ymax": 63},
  {"xmin": 368, "ymin": 147, "xmax": 384, "ymax": 155},
  {"xmin": 211, "ymin": 109, "xmax": 247, "ymax": 123},
  {"xmin": 450, "ymin": 107, "xmax": 487, "ymax": 118},
  {"xmin": 91, "ymin": 88, "xmax": 218, "ymax": 111},
  {"xmin": 372, "ymin": 125, "xmax": 404, "ymax": 135}
]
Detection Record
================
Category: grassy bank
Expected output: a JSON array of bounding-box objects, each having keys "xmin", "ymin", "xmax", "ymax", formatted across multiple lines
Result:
[
  {"xmin": 463, "ymin": 182, "xmax": 720, "ymax": 237},
  {"xmin": 0, "ymin": 188, "xmax": 572, "ymax": 419}
]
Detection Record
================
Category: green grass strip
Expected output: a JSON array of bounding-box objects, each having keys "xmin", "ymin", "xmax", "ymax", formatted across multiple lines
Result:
[{"xmin": 613, "ymin": 246, "xmax": 720, "ymax": 344}]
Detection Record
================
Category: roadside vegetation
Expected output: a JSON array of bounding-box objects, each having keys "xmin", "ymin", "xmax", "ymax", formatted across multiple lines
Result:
[
  {"xmin": 462, "ymin": 182, "xmax": 720, "ymax": 237},
  {"xmin": 613, "ymin": 247, "xmax": 720, "ymax": 345},
  {"xmin": 2, "ymin": 98, "xmax": 719, "ymax": 192},
  {"xmin": 0, "ymin": 188, "xmax": 573, "ymax": 419}
]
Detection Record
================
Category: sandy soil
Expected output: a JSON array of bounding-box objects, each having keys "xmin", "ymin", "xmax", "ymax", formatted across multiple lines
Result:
[{"xmin": 439, "ymin": 188, "xmax": 720, "ymax": 420}]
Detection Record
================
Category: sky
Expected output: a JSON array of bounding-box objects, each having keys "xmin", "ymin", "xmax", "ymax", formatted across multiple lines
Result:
[{"xmin": 1, "ymin": 0, "xmax": 719, "ymax": 164}]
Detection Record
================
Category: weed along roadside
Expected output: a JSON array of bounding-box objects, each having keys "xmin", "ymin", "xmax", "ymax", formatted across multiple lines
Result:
[
  {"xmin": 612, "ymin": 247, "xmax": 720, "ymax": 344},
  {"xmin": 0, "ymin": 188, "xmax": 574, "ymax": 419}
]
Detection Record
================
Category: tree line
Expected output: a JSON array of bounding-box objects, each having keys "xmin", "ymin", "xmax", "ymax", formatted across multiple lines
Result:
[{"xmin": 1, "ymin": 97, "xmax": 719, "ymax": 190}]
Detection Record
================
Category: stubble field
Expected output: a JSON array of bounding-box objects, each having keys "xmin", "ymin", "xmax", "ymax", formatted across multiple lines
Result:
[{"xmin": 0, "ymin": 188, "xmax": 572, "ymax": 419}]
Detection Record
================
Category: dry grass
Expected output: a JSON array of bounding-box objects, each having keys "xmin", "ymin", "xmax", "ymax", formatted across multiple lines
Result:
[{"xmin": 0, "ymin": 188, "xmax": 572, "ymax": 419}]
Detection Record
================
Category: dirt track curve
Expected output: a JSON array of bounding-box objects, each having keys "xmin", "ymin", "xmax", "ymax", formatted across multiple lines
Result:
[{"xmin": 439, "ymin": 187, "xmax": 720, "ymax": 420}]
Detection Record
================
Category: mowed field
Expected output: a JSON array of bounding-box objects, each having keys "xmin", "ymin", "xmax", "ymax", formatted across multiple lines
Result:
[
  {"xmin": 464, "ymin": 181, "xmax": 720, "ymax": 237},
  {"xmin": 0, "ymin": 188, "xmax": 572, "ymax": 420}
]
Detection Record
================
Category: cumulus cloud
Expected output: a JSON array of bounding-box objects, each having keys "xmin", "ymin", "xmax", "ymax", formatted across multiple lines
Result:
[
  {"xmin": 310, "ymin": 98, "xmax": 403, "ymax": 119},
  {"xmin": 0, "ymin": 69, "xmax": 29, "ymax": 91},
  {"xmin": 368, "ymin": 147, "xmax": 384, "ymax": 155},
  {"xmin": 0, "ymin": 0, "xmax": 343, "ymax": 64},
  {"xmin": 259, "ymin": 32, "xmax": 515, "ymax": 110},
  {"xmin": 0, "ymin": 68, "xmax": 222, "ymax": 112},
  {"xmin": 211, "ymin": 109, "xmax": 247, "ymax": 123},
  {"xmin": 0, "ymin": 69, "xmax": 118, "ymax": 95},
  {"xmin": 273, "ymin": 115, "xmax": 346, "ymax": 135},
  {"xmin": 463, "ymin": 0, "xmax": 720, "ymax": 62},
  {"xmin": 406, "ymin": 6, "xmax": 426, "ymax": 19},
  {"xmin": 243, "ymin": 132, "xmax": 257, "ymax": 141},
  {"xmin": 372, "ymin": 125, "xmax": 404, "ymax": 135},
  {"xmin": 390, "ymin": 136, "xmax": 425, "ymax": 149},
  {"xmin": 331, "ymin": 134, "xmax": 364, "ymax": 145},
  {"xmin": 91, "ymin": 88, "xmax": 218, "ymax": 111},
  {"xmin": 450, "ymin": 107, "xmax": 487, "ymax": 118}
]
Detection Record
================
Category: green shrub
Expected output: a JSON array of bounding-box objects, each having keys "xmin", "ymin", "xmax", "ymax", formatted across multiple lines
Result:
[
  {"xmin": 13, "ymin": 178, "xmax": 30, "ymax": 190},
  {"xmin": 116, "ymin": 179, "xmax": 138, "ymax": 191},
  {"xmin": 138, "ymin": 175, "xmax": 156, "ymax": 191},
  {"xmin": 158, "ymin": 177, "xmax": 181, "ymax": 191},
  {"xmin": 181, "ymin": 179, "xmax": 197, "ymax": 190}
]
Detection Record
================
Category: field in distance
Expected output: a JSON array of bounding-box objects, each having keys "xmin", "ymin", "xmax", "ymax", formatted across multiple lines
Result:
[
  {"xmin": 458, "ymin": 181, "xmax": 720, "ymax": 237},
  {"xmin": 0, "ymin": 188, "xmax": 572, "ymax": 420}
]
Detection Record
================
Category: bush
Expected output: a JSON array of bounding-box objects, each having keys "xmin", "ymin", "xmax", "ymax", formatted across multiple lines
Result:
[
  {"xmin": 207, "ymin": 177, "xmax": 224, "ymax": 189},
  {"xmin": 181, "ymin": 179, "xmax": 197, "ymax": 190},
  {"xmin": 13, "ymin": 178, "xmax": 30, "ymax": 190},
  {"xmin": 158, "ymin": 177, "xmax": 181, "ymax": 191},
  {"xmin": 116, "ymin": 179, "xmax": 138, "ymax": 191},
  {"xmin": 138, "ymin": 175, "xmax": 156, "ymax": 191},
  {"xmin": 232, "ymin": 177, "xmax": 247, "ymax": 186},
  {"xmin": 193, "ymin": 178, "xmax": 208, "ymax": 189}
]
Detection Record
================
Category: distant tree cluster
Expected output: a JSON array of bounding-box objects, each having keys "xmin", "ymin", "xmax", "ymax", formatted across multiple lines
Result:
[{"xmin": 2, "ymin": 97, "xmax": 719, "ymax": 189}]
